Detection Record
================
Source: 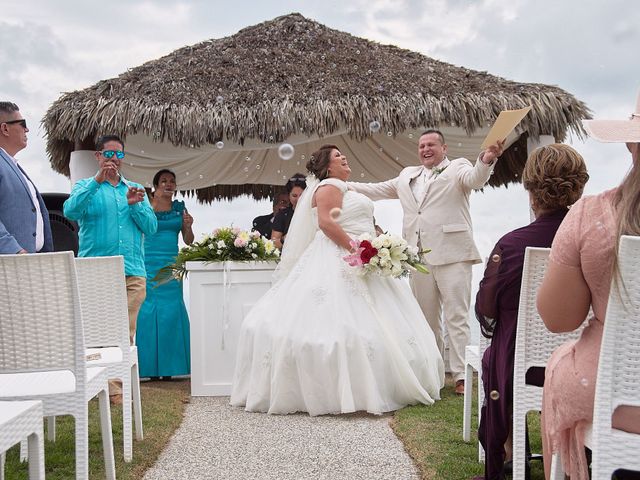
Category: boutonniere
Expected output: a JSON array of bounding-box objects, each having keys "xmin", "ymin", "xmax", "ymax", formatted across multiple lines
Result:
[{"xmin": 432, "ymin": 165, "xmax": 448, "ymax": 176}]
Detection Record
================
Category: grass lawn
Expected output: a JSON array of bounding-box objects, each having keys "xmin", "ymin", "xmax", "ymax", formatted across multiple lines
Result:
[
  {"xmin": 392, "ymin": 374, "xmax": 545, "ymax": 480},
  {"xmin": 3, "ymin": 378, "xmax": 190, "ymax": 479}
]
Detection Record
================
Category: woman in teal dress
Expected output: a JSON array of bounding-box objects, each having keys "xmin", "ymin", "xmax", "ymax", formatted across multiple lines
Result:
[{"xmin": 137, "ymin": 169, "xmax": 194, "ymax": 379}]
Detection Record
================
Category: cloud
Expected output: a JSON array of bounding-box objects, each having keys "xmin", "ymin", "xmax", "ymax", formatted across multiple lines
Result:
[{"xmin": 2, "ymin": 0, "xmax": 637, "ymax": 307}]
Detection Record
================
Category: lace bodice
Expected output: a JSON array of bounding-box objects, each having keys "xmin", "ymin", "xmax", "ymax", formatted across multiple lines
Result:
[{"xmin": 311, "ymin": 178, "xmax": 376, "ymax": 237}]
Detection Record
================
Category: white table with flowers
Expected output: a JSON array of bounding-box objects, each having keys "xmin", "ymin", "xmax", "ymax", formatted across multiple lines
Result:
[{"xmin": 170, "ymin": 227, "xmax": 280, "ymax": 396}]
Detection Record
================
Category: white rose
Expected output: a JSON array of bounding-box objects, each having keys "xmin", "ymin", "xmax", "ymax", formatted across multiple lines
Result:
[
  {"xmin": 217, "ymin": 240, "xmax": 226, "ymax": 249},
  {"xmin": 264, "ymin": 240, "xmax": 275, "ymax": 254}
]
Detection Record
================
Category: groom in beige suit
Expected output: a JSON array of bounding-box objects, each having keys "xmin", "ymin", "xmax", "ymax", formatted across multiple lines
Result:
[{"xmin": 350, "ymin": 130, "xmax": 503, "ymax": 394}]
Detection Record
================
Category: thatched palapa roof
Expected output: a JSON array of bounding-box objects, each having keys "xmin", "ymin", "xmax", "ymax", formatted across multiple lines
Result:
[{"xmin": 43, "ymin": 13, "xmax": 590, "ymax": 201}]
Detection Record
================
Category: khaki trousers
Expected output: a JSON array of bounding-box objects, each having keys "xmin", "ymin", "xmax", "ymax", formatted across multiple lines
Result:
[
  {"xmin": 410, "ymin": 261, "xmax": 472, "ymax": 382},
  {"xmin": 109, "ymin": 275, "xmax": 146, "ymax": 396}
]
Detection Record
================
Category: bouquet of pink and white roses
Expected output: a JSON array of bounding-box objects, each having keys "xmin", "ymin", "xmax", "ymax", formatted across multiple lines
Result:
[
  {"xmin": 343, "ymin": 232, "xmax": 430, "ymax": 278},
  {"xmin": 155, "ymin": 226, "xmax": 280, "ymax": 282}
]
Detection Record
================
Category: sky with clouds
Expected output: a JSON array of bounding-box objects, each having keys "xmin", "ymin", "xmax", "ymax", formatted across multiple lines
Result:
[{"xmin": 2, "ymin": 0, "xmax": 639, "ymax": 332}]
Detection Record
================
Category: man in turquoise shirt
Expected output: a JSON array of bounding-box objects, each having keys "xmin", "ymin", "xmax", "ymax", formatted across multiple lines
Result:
[{"xmin": 64, "ymin": 134, "xmax": 157, "ymax": 404}]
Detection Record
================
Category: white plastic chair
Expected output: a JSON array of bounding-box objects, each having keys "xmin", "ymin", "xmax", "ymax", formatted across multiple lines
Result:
[
  {"xmin": 551, "ymin": 235, "xmax": 640, "ymax": 479},
  {"xmin": 0, "ymin": 401, "xmax": 45, "ymax": 480},
  {"xmin": 462, "ymin": 334, "xmax": 490, "ymax": 462},
  {"xmin": 76, "ymin": 256, "xmax": 143, "ymax": 461},
  {"xmin": 512, "ymin": 247, "xmax": 585, "ymax": 480},
  {"xmin": 0, "ymin": 251, "xmax": 116, "ymax": 480}
]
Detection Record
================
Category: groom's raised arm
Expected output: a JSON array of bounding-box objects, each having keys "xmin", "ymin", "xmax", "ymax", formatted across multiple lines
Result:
[
  {"xmin": 348, "ymin": 176, "xmax": 400, "ymax": 201},
  {"xmin": 456, "ymin": 141, "xmax": 504, "ymax": 190}
]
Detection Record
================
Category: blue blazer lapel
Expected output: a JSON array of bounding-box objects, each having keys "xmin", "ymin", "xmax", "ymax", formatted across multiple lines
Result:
[{"xmin": 0, "ymin": 150, "xmax": 34, "ymax": 204}]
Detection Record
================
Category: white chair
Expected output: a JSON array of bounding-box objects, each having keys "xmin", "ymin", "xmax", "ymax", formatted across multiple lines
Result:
[
  {"xmin": 0, "ymin": 401, "xmax": 45, "ymax": 480},
  {"xmin": 76, "ymin": 256, "xmax": 143, "ymax": 461},
  {"xmin": 0, "ymin": 252, "xmax": 116, "ymax": 480},
  {"xmin": 46, "ymin": 256, "xmax": 145, "ymax": 461},
  {"xmin": 512, "ymin": 247, "xmax": 585, "ymax": 480},
  {"xmin": 462, "ymin": 334, "xmax": 490, "ymax": 463},
  {"xmin": 551, "ymin": 235, "xmax": 640, "ymax": 479}
]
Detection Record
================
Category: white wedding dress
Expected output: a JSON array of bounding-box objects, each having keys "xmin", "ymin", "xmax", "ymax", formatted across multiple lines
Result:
[{"xmin": 230, "ymin": 178, "xmax": 444, "ymax": 416}]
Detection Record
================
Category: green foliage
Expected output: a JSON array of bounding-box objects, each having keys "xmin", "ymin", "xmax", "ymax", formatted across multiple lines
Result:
[{"xmin": 154, "ymin": 226, "xmax": 280, "ymax": 283}]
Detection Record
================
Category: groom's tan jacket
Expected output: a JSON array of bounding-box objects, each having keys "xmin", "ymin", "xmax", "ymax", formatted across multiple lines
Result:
[{"xmin": 350, "ymin": 157, "xmax": 494, "ymax": 266}]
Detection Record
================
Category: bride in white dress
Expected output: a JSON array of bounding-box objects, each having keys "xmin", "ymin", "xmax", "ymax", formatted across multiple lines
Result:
[{"xmin": 230, "ymin": 145, "xmax": 445, "ymax": 416}]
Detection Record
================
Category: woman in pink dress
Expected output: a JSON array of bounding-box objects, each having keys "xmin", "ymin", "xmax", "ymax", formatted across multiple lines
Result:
[{"xmin": 538, "ymin": 91, "xmax": 640, "ymax": 479}]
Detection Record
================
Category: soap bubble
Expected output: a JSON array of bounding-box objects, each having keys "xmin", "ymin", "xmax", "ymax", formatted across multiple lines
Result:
[
  {"xmin": 185, "ymin": 171, "xmax": 190, "ymax": 176},
  {"xmin": 492, "ymin": 254, "xmax": 501, "ymax": 263},
  {"xmin": 245, "ymin": 156, "xmax": 251, "ymax": 162},
  {"xmin": 580, "ymin": 378, "xmax": 589, "ymax": 387},
  {"xmin": 215, "ymin": 141, "xmax": 224, "ymax": 149},
  {"xmin": 387, "ymin": 131, "xmax": 393, "ymax": 137},
  {"xmin": 243, "ymin": 166, "xmax": 249, "ymax": 172},
  {"xmin": 369, "ymin": 121, "xmax": 381, "ymax": 133},
  {"xmin": 198, "ymin": 175, "xmax": 203, "ymax": 179},
  {"xmin": 490, "ymin": 390, "xmax": 500, "ymax": 400},
  {"xmin": 329, "ymin": 207, "xmax": 342, "ymax": 220},
  {"xmin": 360, "ymin": 173, "xmax": 365, "ymax": 178},
  {"xmin": 256, "ymin": 165, "xmax": 261, "ymax": 170},
  {"xmin": 216, "ymin": 95, "xmax": 224, "ymax": 104},
  {"xmin": 278, "ymin": 143, "xmax": 295, "ymax": 161}
]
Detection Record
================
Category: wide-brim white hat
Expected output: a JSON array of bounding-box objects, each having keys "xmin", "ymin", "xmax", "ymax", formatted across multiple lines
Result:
[{"xmin": 582, "ymin": 90, "xmax": 640, "ymax": 143}]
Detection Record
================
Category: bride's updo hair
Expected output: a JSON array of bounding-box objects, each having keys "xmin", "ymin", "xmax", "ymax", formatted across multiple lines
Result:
[
  {"xmin": 522, "ymin": 143, "xmax": 589, "ymax": 212},
  {"xmin": 306, "ymin": 144, "xmax": 339, "ymax": 180}
]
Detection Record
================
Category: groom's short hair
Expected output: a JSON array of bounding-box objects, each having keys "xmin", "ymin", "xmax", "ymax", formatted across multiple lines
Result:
[{"xmin": 420, "ymin": 129, "xmax": 445, "ymax": 144}]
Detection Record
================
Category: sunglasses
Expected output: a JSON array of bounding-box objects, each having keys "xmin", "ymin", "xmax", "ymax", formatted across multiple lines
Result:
[
  {"xmin": 3, "ymin": 119, "xmax": 27, "ymax": 129},
  {"xmin": 100, "ymin": 150, "xmax": 126, "ymax": 160}
]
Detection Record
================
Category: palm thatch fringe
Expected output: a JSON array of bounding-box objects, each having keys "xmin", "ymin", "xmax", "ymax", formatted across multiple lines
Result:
[{"xmin": 43, "ymin": 13, "xmax": 590, "ymax": 195}]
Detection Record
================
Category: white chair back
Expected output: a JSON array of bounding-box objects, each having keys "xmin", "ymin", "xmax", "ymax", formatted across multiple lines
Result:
[
  {"xmin": 74, "ymin": 256, "xmax": 130, "ymax": 350},
  {"xmin": 514, "ymin": 247, "xmax": 586, "ymax": 376},
  {"xmin": 591, "ymin": 235, "xmax": 640, "ymax": 478},
  {"xmin": 512, "ymin": 247, "xmax": 585, "ymax": 479},
  {"xmin": 0, "ymin": 252, "xmax": 85, "ymax": 384}
]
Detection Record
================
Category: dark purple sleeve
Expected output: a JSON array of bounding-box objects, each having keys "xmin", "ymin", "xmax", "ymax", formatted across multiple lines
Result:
[{"xmin": 475, "ymin": 242, "xmax": 504, "ymax": 337}]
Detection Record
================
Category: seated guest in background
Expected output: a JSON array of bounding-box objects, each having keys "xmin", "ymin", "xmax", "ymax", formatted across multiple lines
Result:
[
  {"xmin": 474, "ymin": 144, "xmax": 588, "ymax": 480},
  {"xmin": 137, "ymin": 169, "xmax": 194, "ymax": 381},
  {"xmin": 0, "ymin": 101, "xmax": 52, "ymax": 254},
  {"xmin": 271, "ymin": 173, "xmax": 307, "ymax": 249},
  {"xmin": 539, "ymin": 93, "xmax": 640, "ymax": 480},
  {"xmin": 64, "ymin": 134, "xmax": 157, "ymax": 404},
  {"xmin": 252, "ymin": 191, "xmax": 290, "ymax": 239}
]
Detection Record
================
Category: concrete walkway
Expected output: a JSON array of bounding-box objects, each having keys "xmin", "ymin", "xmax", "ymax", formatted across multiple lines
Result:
[{"xmin": 143, "ymin": 396, "xmax": 420, "ymax": 480}]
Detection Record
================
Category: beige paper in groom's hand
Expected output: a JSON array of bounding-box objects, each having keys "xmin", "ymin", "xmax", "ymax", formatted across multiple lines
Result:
[{"xmin": 481, "ymin": 105, "xmax": 532, "ymax": 149}]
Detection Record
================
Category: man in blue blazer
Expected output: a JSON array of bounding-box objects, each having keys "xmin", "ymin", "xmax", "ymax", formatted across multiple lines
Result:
[{"xmin": 0, "ymin": 102, "xmax": 52, "ymax": 254}]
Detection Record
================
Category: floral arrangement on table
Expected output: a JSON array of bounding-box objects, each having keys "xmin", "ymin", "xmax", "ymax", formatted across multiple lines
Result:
[
  {"xmin": 155, "ymin": 227, "xmax": 280, "ymax": 282},
  {"xmin": 343, "ymin": 232, "xmax": 430, "ymax": 278}
]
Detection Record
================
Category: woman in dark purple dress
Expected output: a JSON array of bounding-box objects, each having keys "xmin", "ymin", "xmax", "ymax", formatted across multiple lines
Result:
[{"xmin": 474, "ymin": 144, "xmax": 589, "ymax": 480}]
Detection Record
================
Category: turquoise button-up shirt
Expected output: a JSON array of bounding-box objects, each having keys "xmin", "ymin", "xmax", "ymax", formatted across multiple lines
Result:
[{"xmin": 63, "ymin": 175, "xmax": 158, "ymax": 277}]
